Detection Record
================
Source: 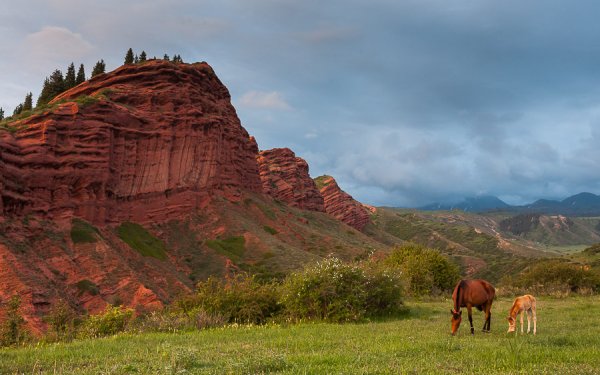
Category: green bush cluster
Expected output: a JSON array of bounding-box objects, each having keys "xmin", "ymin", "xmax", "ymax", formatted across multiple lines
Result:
[
  {"xmin": 70, "ymin": 218, "xmax": 100, "ymax": 244},
  {"xmin": 280, "ymin": 257, "xmax": 404, "ymax": 322},
  {"xmin": 78, "ymin": 305, "xmax": 134, "ymax": 339},
  {"xmin": 507, "ymin": 259, "xmax": 600, "ymax": 295},
  {"xmin": 384, "ymin": 243, "xmax": 460, "ymax": 296},
  {"xmin": 0, "ymin": 296, "xmax": 30, "ymax": 347},
  {"xmin": 177, "ymin": 274, "xmax": 280, "ymax": 325}
]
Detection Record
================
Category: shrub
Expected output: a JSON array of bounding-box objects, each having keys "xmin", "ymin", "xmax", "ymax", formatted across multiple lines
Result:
[
  {"xmin": 117, "ymin": 222, "xmax": 167, "ymax": 260},
  {"xmin": 78, "ymin": 305, "xmax": 134, "ymax": 339},
  {"xmin": 384, "ymin": 243, "xmax": 460, "ymax": 296},
  {"xmin": 0, "ymin": 295, "xmax": 30, "ymax": 347},
  {"xmin": 510, "ymin": 259, "xmax": 600, "ymax": 295},
  {"xmin": 70, "ymin": 218, "xmax": 99, "ymax": 244},
  {"xmin": 130, "ymin": 309, "xmax": 226, "ymax": 333},
  {"xmin": 76, "ymin": 279, "xmax": 100, "ymax": 296},
  {"xmin": 263, "ymin": 226, "xmax": 278, "ymax": 235},
  {"xmin": 178, "ymin": 274, "xmax": 280, "ymax": 324},
  {"xmin": 43, "ymin": 300, "xmax": 78, "ymax": 342},
  {"xmin": 280, "ymin": 257, "xmax": 403, "ymax": 322}
]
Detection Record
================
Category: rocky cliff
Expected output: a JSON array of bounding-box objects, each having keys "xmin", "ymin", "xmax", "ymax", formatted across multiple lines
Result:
[
  {"xmin": 0, "ymin": 60, "xmax": 263, "ymax": 331},
  {"xmin": 257, "ymin": 148, "xmax": 325, "ymax": 212},
  {"xmin": 314, "ymin": 175, "xmax": 373, "ymax": 231},
  {"xmin": 0, "ymin": 60, "xmax": 261, "ymax": 226},
  {"xmin": 0, "ymin": 60, "xmax": 387, "ymax": 333}
]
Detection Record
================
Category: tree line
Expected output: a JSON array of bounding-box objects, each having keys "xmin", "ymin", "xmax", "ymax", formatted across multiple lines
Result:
[{"xmin": 1, "ymin": 49, "xmax": 184, "ymax": 122}]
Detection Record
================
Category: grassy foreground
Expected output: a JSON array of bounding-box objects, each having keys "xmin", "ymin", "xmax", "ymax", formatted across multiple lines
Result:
[{"xmin": 2, "ymin": 297, "xmax": 600, "ymax": 374}]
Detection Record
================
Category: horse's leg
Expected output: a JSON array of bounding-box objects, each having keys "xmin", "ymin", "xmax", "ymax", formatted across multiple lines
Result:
[
  {"xmin": 527, "ymin": 309, "xmax": 531, "ymax": 334},
  {"xmin": 533, "ymin": 304, "xmax": 537, "ymax": 335},
  {"xmin": 467, "ymin": 305, "xmax": 474, "ymax": 335},
  {"xmin": 481, "ymin": 302, "xmax": 491, "ymax": 332},
  {"xmin": 520, "ymin": 310, "xmax": 524, "ymax": 334}
]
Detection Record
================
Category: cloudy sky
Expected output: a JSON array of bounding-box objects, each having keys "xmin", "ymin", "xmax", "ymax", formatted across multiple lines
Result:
[{"xmin": 2, "ymin": 0, "xmax": 600, "ymax": 207}]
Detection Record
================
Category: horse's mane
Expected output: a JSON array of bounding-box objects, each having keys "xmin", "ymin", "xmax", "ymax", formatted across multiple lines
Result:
[{"xmin": 454, "ymin": 280, "xmax": 466, "ymax": 312}]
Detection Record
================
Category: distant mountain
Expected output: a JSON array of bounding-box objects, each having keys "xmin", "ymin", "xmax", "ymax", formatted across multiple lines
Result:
[
  {"xmin": 420, "ymin": 192, "xmax": 600, "ymax": 216},
  {"xmin": 420, "ymin": 195, "xmax": 511, "ymax": 213},
  {"xmin": 522, "ymin": 192, "xmax": 600, "ymax": 216}
]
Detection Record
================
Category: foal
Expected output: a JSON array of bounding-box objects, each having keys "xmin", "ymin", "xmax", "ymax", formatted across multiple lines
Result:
[{"xmin": 507, "ymin": 295, "xmax": 536, "ymax": 335}]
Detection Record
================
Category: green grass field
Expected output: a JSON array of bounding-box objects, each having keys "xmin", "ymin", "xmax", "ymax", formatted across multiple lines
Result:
[{"xmin": 2, "ymin": 297, "xmax": 599, "ymax": 374}]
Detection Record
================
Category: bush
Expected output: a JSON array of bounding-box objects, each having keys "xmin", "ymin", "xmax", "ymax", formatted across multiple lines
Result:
[
  {"xmin": 509, "ymin": 259, "xmax": 600, "ymax": 295},
  {"xmin": 70, "ymin": 218, "xmax": 100, "ymax": 244},
  {"xmin": 130, "ymin": 309, "xmax": 226, "ymax": 333},
  {"xmin": 0, "ymin": 295, "xmax": 30, "ymax": 347},
  {"xmin": 384, "ymin": 243, "xmax": 460, "ymax": 296},
  {"xmin": 43, "ymin": 300, "xmax": 78, "ymax": 342},
  {"xmin": 178, "ymin": 274, "xmax": 280, "ymax": 324},
  {"xmin": 78, "ymin": 305, "xmax": 134, "ymax": 339},
  {"xmin": 280, "ymin": 257, "xmax": 403, "ymax": 322}
]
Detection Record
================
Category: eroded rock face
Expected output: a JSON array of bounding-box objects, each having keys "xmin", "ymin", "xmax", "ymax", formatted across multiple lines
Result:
[
  {"xmin": 0, "ymin": 60, "xmax": 262, "ymax": 331},
  {"xmin": 315, "ymin": 175, "xmax": 373, "ymax": 231},
  {"xmin": 257, "ymin": 148, "xmax": 325, "ymax": 212},
  {"xmin": 0, "ymin": 60, "xmax": 261, "ymax": 226}
]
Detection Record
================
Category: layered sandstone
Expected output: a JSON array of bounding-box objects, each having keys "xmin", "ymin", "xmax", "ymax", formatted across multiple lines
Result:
[
  {"xmin": 0, "ymin": 60, "xmax": 262, "ymax": 331},
  {"xmin": 0, "ymin": 60, "xmax": 261, "ymax": 226},
  {"xmin": 315, "ymin": 175, "xmax": 373, "ymax": 231},
  {"xmin": 257, "ymin": 148, "xmax": 325, "ymax": 211}
]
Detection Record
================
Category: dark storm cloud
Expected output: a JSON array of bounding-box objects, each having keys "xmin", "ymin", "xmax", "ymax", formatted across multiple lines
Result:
[{"xmin": 2, "ymin": 1, "xmax": 600, "ymax": 206}]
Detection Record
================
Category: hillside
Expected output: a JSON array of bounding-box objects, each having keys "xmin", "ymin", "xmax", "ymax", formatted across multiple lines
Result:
[{"xmin": 0, "ymin": 60, "xmax": 397, "ymax": 331}]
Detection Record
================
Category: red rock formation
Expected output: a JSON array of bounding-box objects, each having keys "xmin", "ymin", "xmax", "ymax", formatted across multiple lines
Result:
[
  {"xmin": 0, "ymin": 60, "xmax": 262, "ymax": 331},
  {"xmin": 315, "ymin": 175, "xmax": 373, "ymax": 231},
  {"xmin": 0, "ymin": 60, "xmax": 261, "ymax": 226},
  {"xmin": 257, "ymin": 148, "xmax": 325, "ymax": 211}
]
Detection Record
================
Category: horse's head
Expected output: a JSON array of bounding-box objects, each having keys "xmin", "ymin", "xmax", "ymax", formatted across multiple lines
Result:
[
  {"xmin": 507, "ymin": 316, "xmax": 516, "ymax": 333},
  {"xmin": 450, "ymin": 309, "xmax": 462, "ymax": 335}
]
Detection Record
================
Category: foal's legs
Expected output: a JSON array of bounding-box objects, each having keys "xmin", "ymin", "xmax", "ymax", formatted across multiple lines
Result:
[
  {"xmin": 526, "ymin": 309, "xmax": 531, "ymax": 334},
  {"xmin": 467, "ymin": 305, "xmax": 474, "ymax": 335},
  {"xmin": 520, "ymin": 310, "xmax": 524, "ymax": 334},
  {"xmin": 532, "ymin": 304, "xmax": 537, "ymax": 335}
]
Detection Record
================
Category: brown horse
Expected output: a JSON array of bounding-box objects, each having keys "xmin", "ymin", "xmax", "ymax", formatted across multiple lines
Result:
[
  {"xmin": 450, "ymin": 279, "xmax": 495, "ymax": 335},
  {"xmin": 507, "ymin": 294, "xmax": 537, "ymax": 335}
]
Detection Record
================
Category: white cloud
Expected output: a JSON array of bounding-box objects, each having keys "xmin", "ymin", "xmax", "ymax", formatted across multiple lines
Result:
[
  {"xmin": 21, "ymin": 27, "xmax": 94, "ymax": 67},
  {"xmin": 239, "ymin": 91, "xmax": 291, "ymax": 110}
]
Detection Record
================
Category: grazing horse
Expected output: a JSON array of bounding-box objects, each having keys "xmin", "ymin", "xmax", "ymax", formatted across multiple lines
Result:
[
  {"xmin": 507, "ymin": 295, "xmax": 537, "ymax": 335},
  {"xmin": 450, "ymin": 279, "xmax": 495, "ymax": 335}
]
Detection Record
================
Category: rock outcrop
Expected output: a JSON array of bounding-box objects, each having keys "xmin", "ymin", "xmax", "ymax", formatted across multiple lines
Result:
[
  {"xmin": 257, "ymin": 148, "xmax": 325, "ymax": 212},
  {"xmin": 315, "ymin": 175, "xmax": 373, "ymax": 231},
  {"xmin": 0, "ymin": 60, "xmax": 262, "ymax": 331},
  {"xmin": 0, "ymin": 60, "xmax": 261, "ymax": 226}
]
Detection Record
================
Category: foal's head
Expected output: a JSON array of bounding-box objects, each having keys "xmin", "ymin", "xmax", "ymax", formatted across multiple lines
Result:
[
  {"xmin": 507, "ymin": 316, "xmax": 516, "ymax": 333},
  {"xmin": 450, "ymin": 309, "xmax": 462, "ymax": 335}
]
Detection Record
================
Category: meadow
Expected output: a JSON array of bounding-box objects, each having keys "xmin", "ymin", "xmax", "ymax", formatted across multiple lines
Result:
[{"xmin": 1, "ymin": 297, "xmax": 599, "ymax": 374}]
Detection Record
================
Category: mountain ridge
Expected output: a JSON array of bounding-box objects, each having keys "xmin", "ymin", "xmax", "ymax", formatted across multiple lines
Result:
[{"xmin": 420, "ymin": 192, "xmax": 600, "ymax": 216}]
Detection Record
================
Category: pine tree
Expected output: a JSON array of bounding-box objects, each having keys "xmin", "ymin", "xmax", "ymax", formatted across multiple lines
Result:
[
  {"xmin": 139, "ymin": 51, "xmax": 147, "ymax": 62},
  {"xmin": 163, "ymin": 54, "xmax": 169, "ymax": 61},
  {"xmin": 124, "ymin": 48, "xmax": 134, "ymax": 65},
  {"xmin": 134, "ymin": 54, "xmax": 139, "ymax": 64},
  {"xmin": 76, "ymin": 64, "xmax": 86, "ymax": 84},
  {"xmin": 36, "ymin": 70, "xmax": 65, "ymax": 108},
  {"xmin": 23, "ymin": 93, "xmax": 33, "ymax": 111},
  {"xmin": 65, "ymin": 63, "xmax": 76, "ymax": 89},
  {"xmin": 91, "ymin": 60, "xmax": 106, "ymax": 77},
  {"xmin": 0, "ymin": 107, "xmax": 4, "ymax": 121},
  {"xmin": 12, "ymin": 104, "xmax": 23, "ymax": 116}
]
